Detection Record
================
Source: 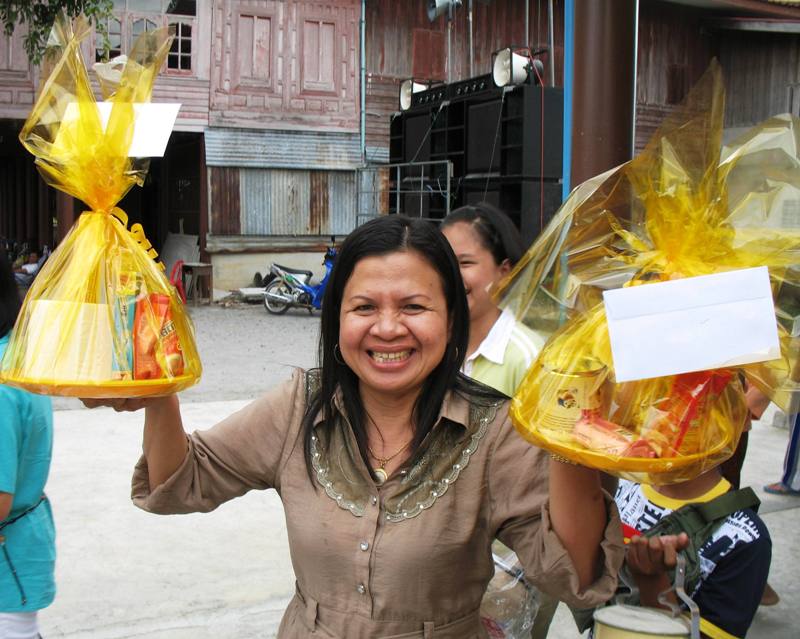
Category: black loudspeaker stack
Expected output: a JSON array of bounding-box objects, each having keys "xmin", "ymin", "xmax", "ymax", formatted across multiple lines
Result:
[{"xmin": 389, "ymin": 75, "xmax": 564, "ymax": 244}]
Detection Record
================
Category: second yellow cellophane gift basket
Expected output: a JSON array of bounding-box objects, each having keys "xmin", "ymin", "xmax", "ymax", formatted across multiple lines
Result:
[
  {"xmin": 0, "ymin": 14, "xmax": 201, "ymax": 398},
  {"xmin": 497, "ymin": 61, "xmax": 800, "ymax": 483}
]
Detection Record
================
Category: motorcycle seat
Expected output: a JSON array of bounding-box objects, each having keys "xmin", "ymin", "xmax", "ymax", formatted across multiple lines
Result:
[{"xmin": 274, "ymin": 264, "xmax": 313, "ymax": 279}]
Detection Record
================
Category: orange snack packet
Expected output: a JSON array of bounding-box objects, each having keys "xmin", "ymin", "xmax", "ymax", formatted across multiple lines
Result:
[{"xmin": 134, "ymin": 293, "xmax": 185, "ymax": 380}]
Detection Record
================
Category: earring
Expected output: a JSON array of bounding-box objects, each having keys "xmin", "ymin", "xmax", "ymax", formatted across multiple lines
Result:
[
  {"xmin": 333, "ymin": 344, "xmax": 346, "ymax": 365},
  {"xmin": 453, "ymin": 346, "xmax": 460, "ymax": 360}
]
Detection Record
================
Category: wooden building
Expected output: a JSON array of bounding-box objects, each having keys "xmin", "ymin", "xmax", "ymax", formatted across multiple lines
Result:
[{"xmin": 2, "ymin": 0, "xmax": 800, "ymax": 293}]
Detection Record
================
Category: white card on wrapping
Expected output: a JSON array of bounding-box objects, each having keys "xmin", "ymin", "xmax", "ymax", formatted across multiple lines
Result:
[
  {"xmin": 60, "ymin": 102, "xmax": 181, "ymax": 157},
  {"xmin": 603, "ymin": 266, "xmax": 780, "ymax": 382}
]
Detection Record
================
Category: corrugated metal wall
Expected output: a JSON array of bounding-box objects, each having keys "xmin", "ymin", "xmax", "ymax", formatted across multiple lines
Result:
[
  {"xmin": 207, "ymin": 126, "xmax": 360, "ymax": 239},
  {"xmin": 237, "ymin": 167, "xmax": 357, "ymax": 236},
  {"xmin": 205, "ymin": 127, "xmax": 361, "ymax": 170}
]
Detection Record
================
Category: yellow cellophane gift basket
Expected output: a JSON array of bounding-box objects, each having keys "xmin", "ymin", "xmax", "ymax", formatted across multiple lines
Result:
[
  {"xmin": 0, "ymin": 14, "xmax": 201, "ymax": 398},
  {"xmin": 498, "ymin": 61, "xmax": 800, "ymax": 483}
]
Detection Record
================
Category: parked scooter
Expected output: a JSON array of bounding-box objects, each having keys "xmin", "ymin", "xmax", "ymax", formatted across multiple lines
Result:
[{"xmin": 263, "ymin": 237, "xmax": 337, "ymax": 314}]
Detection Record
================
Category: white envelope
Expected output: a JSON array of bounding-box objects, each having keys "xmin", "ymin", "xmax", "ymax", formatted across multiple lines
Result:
[
  {"xmin": 603, "ymin": 266, "xmax": 780, "ymax": 382},
  {"xmin": 60, "ymin": 102, "xmax": 181, "ymax": 157}
]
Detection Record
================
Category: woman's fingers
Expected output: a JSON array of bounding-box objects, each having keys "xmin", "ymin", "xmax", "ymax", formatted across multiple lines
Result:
[{"xmin": 79, "ymin": 397, "xmax": 154, "ymax": 412}]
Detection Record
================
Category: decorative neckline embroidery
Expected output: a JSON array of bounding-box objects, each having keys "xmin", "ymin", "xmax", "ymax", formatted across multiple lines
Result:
[{"xmin": 306, "ymin": 371, "xmax": 501, "ymax": 523}]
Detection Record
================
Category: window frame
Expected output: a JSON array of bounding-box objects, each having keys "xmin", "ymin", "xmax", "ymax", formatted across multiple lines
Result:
[{"xmin": 94, "ymin": 4, "xmax": 197, "ymax": 77}]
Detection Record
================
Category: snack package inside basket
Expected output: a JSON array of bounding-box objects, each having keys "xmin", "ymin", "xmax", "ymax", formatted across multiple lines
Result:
[
  {"xmin": 496, "ymin": 60, "xmax": 800, "ymax": 483},
  {"xmin": 0, "ymin": 14, "xmax": 201, "ymax": 398}
]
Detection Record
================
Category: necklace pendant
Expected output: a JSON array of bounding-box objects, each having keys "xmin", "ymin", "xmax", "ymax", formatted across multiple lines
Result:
[{"xmin": 373, "ymin": 467, "xmax": 388, "ymax": 486}]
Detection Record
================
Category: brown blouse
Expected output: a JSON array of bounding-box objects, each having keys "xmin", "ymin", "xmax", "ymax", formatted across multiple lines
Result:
[{"xmin": 132, "ymin": 370, "xmax": 623, "ymax": 639}]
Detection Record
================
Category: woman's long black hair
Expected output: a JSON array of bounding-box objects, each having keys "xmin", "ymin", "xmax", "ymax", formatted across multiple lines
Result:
[
  {"xmin": 302, "ymin": 215, "xmax": 498, "ymax": 480},
  {"xmin": 0, "ymin": 252, "xmax": 21, "ymax": 339}
]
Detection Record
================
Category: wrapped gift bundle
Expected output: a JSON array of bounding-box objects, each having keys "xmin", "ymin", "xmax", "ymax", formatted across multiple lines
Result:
[
  {"xmin": 0, "ymin": 14, "xmax": 201, "ymax": 398},
  {"xmin": 497, "ymin": 61, "xmax": 800, "ymax": 483}
]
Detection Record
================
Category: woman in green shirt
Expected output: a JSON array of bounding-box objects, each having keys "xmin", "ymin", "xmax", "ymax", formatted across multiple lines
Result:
[{"xmin": 441, "ymin": 203, "xmax": 544, "ymax": 397}]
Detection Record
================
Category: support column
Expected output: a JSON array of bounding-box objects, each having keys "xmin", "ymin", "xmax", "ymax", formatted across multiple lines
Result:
[
  {"xmin": 570, "ymin": 1, "xmax": 637, "ymax": 186},
  {"xmin": 55, "ymin": 191, "xmax": 75, "ymax": 245},
  {"xmin": 199, "ymin": 134, "xmax": 209, "ymax": 264}
]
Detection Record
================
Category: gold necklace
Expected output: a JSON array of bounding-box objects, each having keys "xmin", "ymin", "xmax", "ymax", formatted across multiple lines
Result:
[{"xmin": 368, "ymin": 439, "xmax": 412, "ymax": 486}]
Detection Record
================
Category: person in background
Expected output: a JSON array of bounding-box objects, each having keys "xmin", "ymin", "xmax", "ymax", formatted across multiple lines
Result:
[
  {"xmin": 13, "ymin": 252, "xmax": 40, "ymax": 287},
  {"xmin": 442, "ymin": 204, "xmax": 558, "ymax": 638},
  {"xmin": 83, "ymin": 216, "xmax": 623, "ymax": 638},
  {"xmin": 0, "ymin": 252, "xmax": 56, "ymax": 639},
  {"xmin": 441, "ymin": 203, "xmax": 544, "ymax": 397},
  {"xmin": 764, "ymin": 411, "xmax": 800, "ymax": 497}
]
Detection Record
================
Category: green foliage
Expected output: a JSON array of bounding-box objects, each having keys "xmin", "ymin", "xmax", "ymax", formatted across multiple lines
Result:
[{"xmin": 0, "ymin": 0, "xmax": 114, "ymax": 64}]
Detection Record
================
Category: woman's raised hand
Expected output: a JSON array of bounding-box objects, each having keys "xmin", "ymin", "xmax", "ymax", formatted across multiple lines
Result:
[{"xmin": 80, "ymin": 396, "xmax": 174, "ymax": 412}]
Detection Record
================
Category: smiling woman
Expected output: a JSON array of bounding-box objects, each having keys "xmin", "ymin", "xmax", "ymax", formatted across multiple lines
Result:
[
  {"xmin": 84, "ymin": 215, "xmax": 624, "ymax": 639},
  {"xmin": 309, "ymin": 217, "xmax": 470, "ymax": 486}
]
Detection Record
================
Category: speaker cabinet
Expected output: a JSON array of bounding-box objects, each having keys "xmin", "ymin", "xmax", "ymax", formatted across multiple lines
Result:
[{"xmin": 390, "ymin": 80, "xmax": 564, "ymax": 239}]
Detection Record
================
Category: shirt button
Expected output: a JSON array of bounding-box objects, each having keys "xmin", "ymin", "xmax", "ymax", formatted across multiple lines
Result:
[
  {"xmin": 356, "ymin": 583, "xmax": 366, "ymax": 594},
  {"xmin": 371, "ymin": 496, "xmax": 378, "ymax": 506},
  {"xmin": 360, "ymin": 541, "xmax": 369, "ymax": 551}
]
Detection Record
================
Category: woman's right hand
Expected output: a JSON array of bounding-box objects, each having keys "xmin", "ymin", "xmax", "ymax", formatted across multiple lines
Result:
[{"xmin": 80, "ymin": 396, "xmax": 175, "ymax": 412}]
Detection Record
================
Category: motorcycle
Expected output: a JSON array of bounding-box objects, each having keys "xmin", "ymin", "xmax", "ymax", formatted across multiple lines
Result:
[{"xmin": 263, "ymin": 237, "xmax": 337, "ymax": 315}]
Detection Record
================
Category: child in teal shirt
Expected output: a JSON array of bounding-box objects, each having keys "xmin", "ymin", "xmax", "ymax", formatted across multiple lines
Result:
[{"xmin": 0, "ymin": 252, "xmax": 55, "ymax": 638}]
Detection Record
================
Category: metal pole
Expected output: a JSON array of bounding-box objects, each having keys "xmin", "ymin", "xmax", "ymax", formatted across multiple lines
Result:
[
  {"xmin": 548, "ymin": 0, "xmax": 555, "ymax": 86},
  {"xmin": 468, "ymin": 0, "xmax": 474, "ymax": 77},
  {"xmin": 360, "ymin": 0, "xmax": 366, "ymax": 165},
  {"xmin": 395, "ymin": 166, "xmax": 400, "ymax": 214},
  {"xmin": 419, "ymin": 165, "xmax": 424, "ymax": 218},
  {"xmin": 447, "ymin": 5, "xmax": 453, "ymax": 83},
  {"xmin": 562, "ymin": 0, "xmax": 574, "ymax": 201},
  {"xmin": 631, "ymin": 0, "xmax": 640, "ymax": 158},
  {"xmin": 525, "ymin": 0, "xmax": 530, "ymax": 48}
]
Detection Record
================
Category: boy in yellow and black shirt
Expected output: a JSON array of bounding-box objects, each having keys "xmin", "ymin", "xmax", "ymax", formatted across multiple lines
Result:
[{"xmin": 615, "ymin": 469, "xmax": 771, "ymax": 639}]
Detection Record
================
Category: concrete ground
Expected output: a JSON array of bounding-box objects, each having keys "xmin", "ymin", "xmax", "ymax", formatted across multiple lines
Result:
[{"xmin": 37, "ymin": 304, "xmax": 800, "ymax": 638}]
